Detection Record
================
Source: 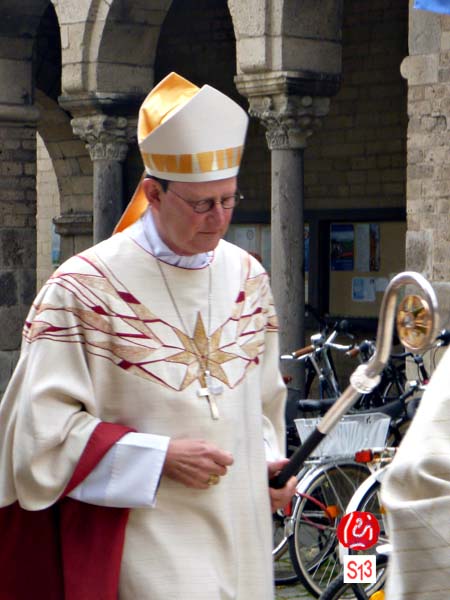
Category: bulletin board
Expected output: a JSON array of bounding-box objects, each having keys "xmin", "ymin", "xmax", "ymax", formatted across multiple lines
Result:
[
  {"xmin": 329, "ymin": 221, "xmax": 406, "ymax": 318},
  {"xmin": 225, "ymin": 224, "xmax": 271, "ymax": 271},
  {"xmin": 227, "ymin": 223, "xmax": 310, "ymax": 303}
]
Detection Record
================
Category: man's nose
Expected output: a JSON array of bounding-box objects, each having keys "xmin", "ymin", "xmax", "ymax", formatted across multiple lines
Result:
[{"xmin": 208, "ymin": 200, "xmax": 228, "ymax": 221}]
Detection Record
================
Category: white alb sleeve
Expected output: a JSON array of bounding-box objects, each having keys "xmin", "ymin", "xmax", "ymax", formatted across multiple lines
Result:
[{"xmin": 68, "ymin": 432, "xmax": 169, "ymax": 508}]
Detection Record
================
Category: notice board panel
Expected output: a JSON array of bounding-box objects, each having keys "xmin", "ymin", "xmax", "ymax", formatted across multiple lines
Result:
[{"xmin": 329, "ymin": 221, "xmax": 406, "ymax": 318}]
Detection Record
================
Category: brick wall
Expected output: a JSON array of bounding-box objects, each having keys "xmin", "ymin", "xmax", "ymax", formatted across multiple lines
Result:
[{"xmin": 304, "ymin": 0, "xmax": 409, "ymax": 211}]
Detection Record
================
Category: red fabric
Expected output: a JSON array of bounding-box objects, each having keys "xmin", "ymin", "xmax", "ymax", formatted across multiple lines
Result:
[{"xmin": 0, "ymin": 422, "xmax": 133, "ymax": 600}]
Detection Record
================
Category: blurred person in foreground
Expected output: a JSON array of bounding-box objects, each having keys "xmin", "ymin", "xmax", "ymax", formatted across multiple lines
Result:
[
  {"xmin": 382, "ymin": 345, "xmax": 450, "ymax": 599},
  {"xmin": 0, "ymin": 72, "xmax": 296, "ymax": 600}
]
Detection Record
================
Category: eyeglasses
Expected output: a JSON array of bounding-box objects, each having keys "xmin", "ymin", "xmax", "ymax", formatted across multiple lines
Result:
[{"xmin": 168, "ymin": 187, "xmax": 243, "ymax": 214}]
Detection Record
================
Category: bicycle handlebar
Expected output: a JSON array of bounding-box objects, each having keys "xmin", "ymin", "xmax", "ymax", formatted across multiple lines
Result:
[
  {"xmin": 327, "ymin": 342, "xmax": 354, "ymax": 352},
  {"xmin": 291, "ymin": 344, "xmax": 315, "ymax": 358},
  {"xmin": 282, "ymin": 330, "xmax": 354, "ymax": 361},
  {"xmin": 437, "ymin": 328, "xmax": 450, "ymax": 346},
  {"xmin": 346, "ymin": 346, "xmax": 362, "ymax": 359}
]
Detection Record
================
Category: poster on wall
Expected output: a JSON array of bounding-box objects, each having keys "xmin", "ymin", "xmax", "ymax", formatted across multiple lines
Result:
[
  {"xmin": 369, "ymin": 223, "xmax": 380, "ymax": 271},
  {"xmin": 330, "ymin": 224, "xmax": 354, "ymax": 271},
  {"xmin": 352, "ymin": 277, "xmax": 376, "ymax": 302},
  {"xmin": 233, "ymin": 226, "xmax": 258, "ymax": 255},
  {"xmin": 355, "ymin": 223, "xmax": 380, "ymax": 272}
]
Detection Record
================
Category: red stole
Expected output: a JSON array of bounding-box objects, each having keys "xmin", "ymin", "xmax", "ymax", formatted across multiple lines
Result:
[{"xmin": 0, "ymin": 422, "xmax": 133, "ymax": 600}]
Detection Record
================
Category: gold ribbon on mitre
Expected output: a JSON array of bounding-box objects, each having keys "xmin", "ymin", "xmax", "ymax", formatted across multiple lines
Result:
[{"xmin": 114, "ymin": 72, "xmax": 249, "ymax": 233}]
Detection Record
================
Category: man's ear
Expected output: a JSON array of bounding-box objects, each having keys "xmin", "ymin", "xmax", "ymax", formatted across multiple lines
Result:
[{"xmin": 141, "ymin": 178, "xmax": 162, "ymax": 207}]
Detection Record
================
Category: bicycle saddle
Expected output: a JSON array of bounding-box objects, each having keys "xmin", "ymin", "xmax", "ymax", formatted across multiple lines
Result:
[{"xmin": 297, "ymin": 397, "xmax": 335, "ymax": 414}]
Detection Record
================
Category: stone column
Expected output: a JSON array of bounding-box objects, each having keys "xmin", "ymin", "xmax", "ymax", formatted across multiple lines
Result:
[
  {"xmin": 0, "ymin": 103, "xmax": 40, "ymax": 393},
  {"xmin": 72, "ymin": 115, "xmax": 129, "ymax": 243},
  {"xmin": 236, "ymin": 74, "xmax": 330, "ymax": 390}
]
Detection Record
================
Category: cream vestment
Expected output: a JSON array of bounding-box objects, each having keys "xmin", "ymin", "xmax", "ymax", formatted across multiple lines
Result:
[{"xmin": 0, "ymin": 220, "xmax": 286, "ymax": 600}]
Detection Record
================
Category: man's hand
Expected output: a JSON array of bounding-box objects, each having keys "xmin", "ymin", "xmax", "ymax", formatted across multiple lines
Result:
[
  {"xmin": 268, "ymin": 459, "xmax": 297, "ymax": 512},
  {"xmin": 162, "ymin": 438, "xmax": 234, "ymax": 489}
]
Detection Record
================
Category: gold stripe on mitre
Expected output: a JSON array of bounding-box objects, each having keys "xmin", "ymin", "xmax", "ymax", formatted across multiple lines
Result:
[{"xmin": 141, "ymin": 145, "xmax": 243, "ymax": 175}]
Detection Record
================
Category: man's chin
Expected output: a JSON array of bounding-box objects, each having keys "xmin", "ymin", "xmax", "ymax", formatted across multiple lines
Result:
[{"xmin": 197, "ymin": 234, "xmax": 222, "ymax": 253}]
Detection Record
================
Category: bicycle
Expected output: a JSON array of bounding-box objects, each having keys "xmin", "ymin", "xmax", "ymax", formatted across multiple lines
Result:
[
  {"xmin": 282, "ymin": 319, "xmax": 354, "ymax": 402},
  {"xmin": 285, "ymin": 412, "xmax": 390, "ymax": 597},
  {"xmin": 273, "ymin": 457, "xmax": 371, "ymax": 588},
  {"xmin": 349, "ymin": 328, "xmax": 450, "ymax": 413},
  {"xmin": 318, "ymin": 370, "xmax": 442, "ymax": 599},
  {"xmin": 317, "ymin": 447, "xmax": 395, "ymax": 600},
  {"xmin": 315, "ymin": 376, "xmax": 431, "ymax": 599},
  {"xmin": 272, "ymin": 275, "xmax": 439, "ymax": 597},
  {"xmin": 274, "ymin": 337, "xmax": 441, "ymax": 590},
  {"xmin": 282, "ymin": 321, "xmax": 355, "ymax": 458},
  {"xmin": 319, "ymin": 339, "xmax": 447, "ymax": 600},
  {"xmin": 274, "ymin": 321, "xmax": 357, "ymax": 585}
]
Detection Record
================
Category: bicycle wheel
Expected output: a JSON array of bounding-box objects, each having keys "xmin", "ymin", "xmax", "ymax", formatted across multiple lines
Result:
[
  {"xmin": 346, "ymin": 480, "xmax": 388, "ymax": 598},
  {"xmin": 319, "ymin": 555, "xmax": 388, "ymax": 600},
  {"xmin": 273, "ymin": 508, "xmax": 299, "ymax": 585},
  {"xmin": 289, "ymin": 462, "xmax": 370, "ymax": 598},
  {"xmin": 319, "ymin": 574, "xmax": 368, "ymax": 600}
]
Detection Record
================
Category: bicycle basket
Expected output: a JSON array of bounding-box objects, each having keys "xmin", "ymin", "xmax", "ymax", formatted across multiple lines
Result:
[{"xmin": 294, "ymin": 412, "xmax": 391, "ymax": 458}]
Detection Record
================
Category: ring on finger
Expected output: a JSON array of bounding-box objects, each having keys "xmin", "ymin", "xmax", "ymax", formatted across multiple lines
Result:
[{"xmin": 207, "ymin": 474, "xmax": 220, "ymax": 486}]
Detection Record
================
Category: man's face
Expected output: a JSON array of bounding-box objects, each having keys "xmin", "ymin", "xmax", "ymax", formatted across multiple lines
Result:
[{"xmin": 145, "ymin": 177, "xmax": 237, "ymax": 256}]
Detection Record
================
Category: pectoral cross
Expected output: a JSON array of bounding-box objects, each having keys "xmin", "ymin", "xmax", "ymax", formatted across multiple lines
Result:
[{"xmin": 197, "ymin": 370, "xmax": 223, "ymax": 420}]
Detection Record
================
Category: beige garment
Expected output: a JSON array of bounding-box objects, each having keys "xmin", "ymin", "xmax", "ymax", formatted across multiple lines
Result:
[
  {"xmin": 0, "ymin": 233, "xmax": 286, "ymax": 600},
  {"xmin": 381, "ymin": 346, "xmax": 450, "ymax": 599}
]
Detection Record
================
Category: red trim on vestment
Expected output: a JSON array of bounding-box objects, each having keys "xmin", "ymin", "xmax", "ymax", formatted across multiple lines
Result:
[{"xmin": 0, "ymin": 422, "xmax": 133, "ymax": 600}]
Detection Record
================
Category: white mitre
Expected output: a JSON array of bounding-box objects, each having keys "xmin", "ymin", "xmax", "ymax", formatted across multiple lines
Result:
[{"xmin": 114, "ymin": 72, "xmax": 249, "ymax": 233}]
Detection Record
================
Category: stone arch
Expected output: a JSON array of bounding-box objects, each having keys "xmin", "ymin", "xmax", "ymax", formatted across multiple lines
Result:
[
  {"xmin": 35, "ymin": 90, "xmax": 93, "ymax": 263},
  {"xmin": 154, "ymin": 0, "xmax": 270, "ymax": 214},
  {"xmin": 32, "ymin": 4, "xmax": 93, "ymax": 265},
  {"xmin": 54, "ymin": 0, "xmax": 172, "ymax": 96},
  {"xmin": 0, "ymin": 0, "xmax": 51, "ymax": 100},
  {"xmin": 229, "ymin": 0, "xmax": 342, "ymax": 85}
]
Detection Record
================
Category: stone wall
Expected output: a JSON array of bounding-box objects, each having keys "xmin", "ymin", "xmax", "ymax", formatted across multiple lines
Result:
[
  {"xmin": 304, "ymin": 0, "xmax": 408, "ymax": 211},
  {"xmin": 402, "ymin": 7, "xmax": 450, "ymax": 326},
  {"xmin": 0, "ymin": 121, "xmax": 37, "ymax": 394}
]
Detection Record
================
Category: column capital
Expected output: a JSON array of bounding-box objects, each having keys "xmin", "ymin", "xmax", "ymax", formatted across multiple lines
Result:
[
  {"xmin": 235, "ymin": 71, "xmax": 331, "ymax": 149},
  {"xmin": 71, "ymin": 114, "xmax": 130, "ymax": 161}
]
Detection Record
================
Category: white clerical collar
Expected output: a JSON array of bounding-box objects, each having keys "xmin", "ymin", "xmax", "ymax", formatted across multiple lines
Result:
[{"xmin": 128, "ymin": 208, "xmax": 213, "ymax": 269}]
